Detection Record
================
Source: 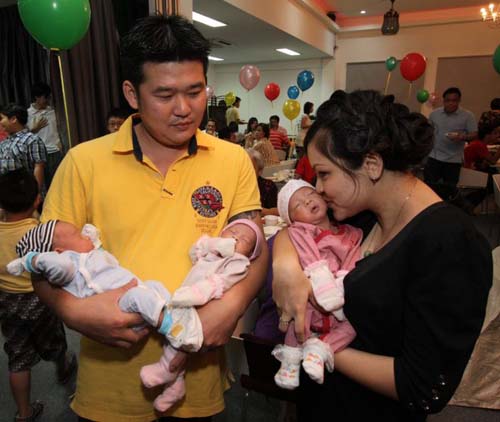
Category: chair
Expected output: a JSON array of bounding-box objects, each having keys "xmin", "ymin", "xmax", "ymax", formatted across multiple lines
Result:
[
  {"xmin": 276, "ymin": 149, "xmax": 287, "ymax": 161},
  {"xmin": 240, "ymin": 333, "xmax": 298, "ymax": 416},
  {"xmin": 457, "ymin": 167, "xmax": 490, "ymax": 214},
  {"xmin": 492, "ymin": 174, "xmax": 500, "ymax": 209},
  {"xmin": 457, "ymin": 167, "xmax": 488, "ymax": 188}
]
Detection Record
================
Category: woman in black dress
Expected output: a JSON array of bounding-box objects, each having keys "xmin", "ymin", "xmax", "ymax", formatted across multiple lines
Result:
[{"xmin": 272, "ymin": 90, "xmax": 492, "ymax": 421}]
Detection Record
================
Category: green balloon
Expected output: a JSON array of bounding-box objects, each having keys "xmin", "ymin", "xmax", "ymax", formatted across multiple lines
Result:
[
  {"xmin": 18, "ymin": 0, "xmax": 91, "ymax": 50},
  {"xmin": 416, "ymin": 89, "xmax": 430, "ymax": 104},
  {"xmin": 493, "ymin": 44, "xmax": 500, "ymax": 75},
  {"xmin": 385, "ymin": 56, "xmax": 397, "ymax": 72}
]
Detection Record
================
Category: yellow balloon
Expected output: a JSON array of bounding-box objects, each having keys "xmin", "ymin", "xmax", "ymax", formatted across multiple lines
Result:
[
  {"xmin": 283, "ymin": 99, "xmax": 300, "ymax": 121},
  {"xmin": 225, "ymin": 91, "xmax": 236, "ymax": 106}
]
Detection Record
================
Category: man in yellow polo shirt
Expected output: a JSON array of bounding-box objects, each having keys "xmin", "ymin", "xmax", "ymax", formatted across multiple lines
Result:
[{"xmin": 34, "ymin": 15, "xmax": 268, "ymax": 422}]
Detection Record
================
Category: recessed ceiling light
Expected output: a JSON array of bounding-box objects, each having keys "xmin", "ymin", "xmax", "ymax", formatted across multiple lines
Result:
[
  {"xmin": 360, "ymin": 10, "xmax": 367, "ymax": 14},
  {"xmin": 192, "ymin": 11, "xmax": 227, "ymax": 28},
  {"xmin": 208, "ymin": 55, "xmax": 224, "ymax": 61},
  {"xmin": 276, "ymin": 48, "xmax": 300, "ymax": 56}
]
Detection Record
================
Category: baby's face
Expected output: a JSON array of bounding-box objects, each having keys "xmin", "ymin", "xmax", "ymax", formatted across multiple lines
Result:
[
  {"xmin": 52, "ymin": 222, "xmax": 94, "ymax": 253},
  {"xmin": 221, "ymin": 223, "xmax": 257, "ymax": 257},
  {"xmin": 289, "ymin": 187, "xmax": 328, "ymax": 225}
]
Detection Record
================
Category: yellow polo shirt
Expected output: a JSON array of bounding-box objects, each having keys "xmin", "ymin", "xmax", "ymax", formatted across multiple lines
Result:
[
  {"xmin": 41, "ymin": 116, "xmax": 260, "ymax": 421},
  {"xmin": 0, "ymin": 218, "xmax": 38, "ymax": 293}
]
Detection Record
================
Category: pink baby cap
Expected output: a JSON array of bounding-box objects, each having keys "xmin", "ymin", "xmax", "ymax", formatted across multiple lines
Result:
[
  {"xmin": 277, "ymin": 179, "xmax": 315, "ymax": 225},
  {"xmin": 223, "ymin": 219, "xmax": 264, "ymax": 261}
]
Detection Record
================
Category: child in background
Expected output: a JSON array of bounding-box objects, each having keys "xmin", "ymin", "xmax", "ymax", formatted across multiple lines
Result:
[
  {"xmin": 105, "ymin": 108, "xmax": 130, "ymax": 134},
  {"xmin": 9, "ymin": 219, "xmax": 263, "ymax": 412},
  {"xmin": 0, "ymin": 169, "xmax": 76, "ymax": 422},
  {"xmin": 272, "ymin": 179, "xmax": 362, "ymax": 389}
]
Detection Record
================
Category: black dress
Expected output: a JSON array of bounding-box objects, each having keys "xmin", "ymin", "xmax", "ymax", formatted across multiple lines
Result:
[{"xmin": 297, "ymin": 202, "xmax": 492, "ymax": 421}]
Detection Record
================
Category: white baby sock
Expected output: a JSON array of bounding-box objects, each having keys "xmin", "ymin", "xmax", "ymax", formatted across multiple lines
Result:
[
  {"xmin": 302, "ymin": 337, "xmax": 334, "ymax": 384},
  {"xmin": 272, "ymin": 344, "xmax": 303, "ymax": 390}
]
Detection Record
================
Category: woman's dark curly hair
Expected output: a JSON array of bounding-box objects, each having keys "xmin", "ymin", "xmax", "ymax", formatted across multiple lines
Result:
[{"xmin": 304, "ymin": 90, "xmax": 434, "ymax": 175}]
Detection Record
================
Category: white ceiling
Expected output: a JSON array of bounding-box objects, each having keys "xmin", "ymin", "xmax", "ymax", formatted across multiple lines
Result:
[
  {"xmin": 192, "ymin": 0, "xmax": 330, "ymax": 64},
  {"xmin": 319, "ymin": 0, "xmax": 490, "ymax": 17}
]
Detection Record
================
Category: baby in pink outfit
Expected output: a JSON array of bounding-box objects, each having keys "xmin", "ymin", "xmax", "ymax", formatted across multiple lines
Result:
[
  {"xmin": 9, "ymin": 219, "xmax": 264, "ymax": 412},
  {"xmin": 273, "ymin": 179, "xmax": 362, "ymax": 389}
]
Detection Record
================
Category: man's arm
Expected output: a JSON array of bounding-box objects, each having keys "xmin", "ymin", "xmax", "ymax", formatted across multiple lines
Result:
[
  {"xmin": 196, "ymin": 209, "xmax": 268, "ymax": 348},
  {"xmin": 33, "ymin": 162, "xmax": 45, "ymax": 191},
  {"xmin": 32, "ymin": 275, "xmax": 148, "ymax": 348}
]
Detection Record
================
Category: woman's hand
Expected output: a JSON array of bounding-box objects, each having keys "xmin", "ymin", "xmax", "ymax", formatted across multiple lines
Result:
[
  {"xmin": 33, "ymin": 278, "xmax": 149, "ymax": 348},
  {"xmin": 272, "ymin": 229, "xmax": 312, "ymax": 342}
]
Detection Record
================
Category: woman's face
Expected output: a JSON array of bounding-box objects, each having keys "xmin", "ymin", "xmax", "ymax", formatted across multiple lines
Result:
[
  {"xmin": 307, "ymin": 142, "xmax": 367, "ymax": 221},
  {"xmin": 250, "ymin": 120, "xmax": 258, "ymax": 131},
  {"xmin": 255, "ymin": 126, "xmax": 264, "ymax": 140}
]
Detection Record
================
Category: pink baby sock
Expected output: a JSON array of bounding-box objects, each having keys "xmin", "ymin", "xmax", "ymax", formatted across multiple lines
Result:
[
  {"xmin": 153, "ymin": 372, "xmax": 186, "ymax": 412},
  {"xmin": 140, "ymin": 345, "xmax": 179, "ymax": 388}
]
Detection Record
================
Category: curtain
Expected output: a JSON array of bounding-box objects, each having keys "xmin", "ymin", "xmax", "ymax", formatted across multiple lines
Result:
[
  {"xmin": 0, "ymin": 6, "xmax": 49, "ymax": 107},
  {"xmin": 50, "ymin": 0, "xmax": 122, "ymax": 147}
]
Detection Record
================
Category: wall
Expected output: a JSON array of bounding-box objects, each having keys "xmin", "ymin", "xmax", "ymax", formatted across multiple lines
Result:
[
  {"xmin": 210, "ymin": 58, "xmax": 334, "ymax": 134},
  {"xmin": 335, "ymin": 20, "xmax": 500, "ymax": 116}
]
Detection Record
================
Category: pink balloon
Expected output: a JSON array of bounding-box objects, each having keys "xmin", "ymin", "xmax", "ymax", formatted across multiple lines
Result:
[
  {"xmin": 206, "ymin": 85, "xmax": 215, "ymax": 98},
  {"xmin": 239, "ymin": 65, "xmax": 261, "ymax": 91}
]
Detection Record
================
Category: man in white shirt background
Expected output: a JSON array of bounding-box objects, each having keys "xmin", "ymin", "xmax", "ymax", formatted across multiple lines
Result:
[{"xmin": 27, "ymin": 82, "xmax": 63, "ymax": 188}]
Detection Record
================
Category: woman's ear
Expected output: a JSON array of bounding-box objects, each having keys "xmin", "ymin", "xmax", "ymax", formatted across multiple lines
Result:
[
  {"xmin": 122, "ymin": 81, "xmax": 139, "ymax": 110},
  {"xmin": 363, "ymin": 153, "xmax": 384, "ymax": 184}
]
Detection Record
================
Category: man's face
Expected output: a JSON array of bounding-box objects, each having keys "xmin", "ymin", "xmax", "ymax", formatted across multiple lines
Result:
[
  {"xmin": 0, "ymin": 114, "xmax": 16, "ymax": 134},
  {"xmin": 107, "ymin": 117, "xmax": 126, "ymax": 133},
  {"xmin": 443, "ymin": 93, "xmax": 460, "ymax": 114},
  {"xmin": 205, "ymin": 120, "xmax": 216, "ymax": 135},
  {"xmin": 270, "ymin": 117, "xmax": 278, "ymax": 129},
  {"xmin": 35, "ymin": 95, "xmax": 49, "ymax": 109},
  {"xmin": 123, "ymin": 60, "xmax": 207, "ymax": 148}
]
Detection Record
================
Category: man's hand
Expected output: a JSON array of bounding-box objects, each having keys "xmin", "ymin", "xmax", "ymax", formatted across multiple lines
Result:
[
  {"xmin": 31, "ymin": 117, "xmax": 48, "ymax": 133},
  {"xmin": 35, "ymin": 279, "xmax": 149, "ymax": 348}
]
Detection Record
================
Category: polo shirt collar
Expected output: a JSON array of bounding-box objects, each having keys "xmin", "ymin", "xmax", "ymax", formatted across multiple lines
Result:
[{"xmin": 112, "ymin": 114, "xmax": 211, "ymax": 160}]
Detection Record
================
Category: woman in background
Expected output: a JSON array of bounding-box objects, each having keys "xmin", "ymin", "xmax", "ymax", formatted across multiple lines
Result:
[
  {"xmin": 253, "ymin": 123, "xmax": 279, "ymax": 167},
  {"xmin": 244, "ymin": 117, "xmax": 259, "ymax": 148},
  {"xmin": 296, "ymin": 102, "xmax": 314, "ymax": 158}
]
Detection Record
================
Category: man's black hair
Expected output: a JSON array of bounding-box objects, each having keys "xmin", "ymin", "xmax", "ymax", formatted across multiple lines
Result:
[
  {"xmin": 490, "ymin": 98, "xmax": 500, "ymax": 111},
  {"xmin": 120, "ymin": 14, "xmax": 210, "ymax": 89},
  {"xmin": 106, "ymin": 107, "xmax": 131, "ymax": 121},
  {"xmin": 31, "ymin": 82, "xmax": 51, "ymax": 100},
  {"xmin": 0, "ymin": 103, "xmax": 28, "ymax": 126},
  {"xmin": 0, "ymin": 169, "xmax": 39, "ymax": 213},
  {"xmin": 442, "ymin": 87, "xmax": 461, "ymax": 98}
]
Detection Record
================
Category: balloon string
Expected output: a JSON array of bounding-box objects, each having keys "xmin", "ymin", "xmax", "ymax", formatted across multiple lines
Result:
[
  {"xmin": 408, "ymin": 83, "xmax": 412, "ymax": 100},
  {"xmin": 55, "ymin": 50, "xmax": 73, "ymax": 150},
  {"xmin": 384, "ymin": 72, "xmax": 391, "ymax": 95}
]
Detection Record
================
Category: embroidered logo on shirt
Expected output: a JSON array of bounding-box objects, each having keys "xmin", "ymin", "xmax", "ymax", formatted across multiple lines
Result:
[{"xmin": 191, "ymin": 185, "xmax": 224, "ymax": 218}]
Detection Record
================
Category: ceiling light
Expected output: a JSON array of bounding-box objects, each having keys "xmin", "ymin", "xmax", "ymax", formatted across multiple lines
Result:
[
  {"xmin": 360, "ymin": 10, "xmax": 367, "ymax": 14},
  {"xmin": 276, "ymin": 48, "xmax": 301, "ymax": 56},
  {"xmin": 381, "ymin": 0, "xmax": 399, "ymax": 35},
  {"xmin": 208, "ymin": 55, "xmax": 224, "ymax": 61},
  {"xmin": 480, "ymin": 3, "xmax": 500, "ymax": 28},
  {"xmin": 192, "ymin": 11, "xmax": 227, "ymax": 28}
]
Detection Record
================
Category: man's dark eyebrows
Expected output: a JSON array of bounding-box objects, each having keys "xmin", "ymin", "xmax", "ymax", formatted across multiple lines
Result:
[
  {"xmin": 152, "ymin": 86, "xmax": 174, "ymax": 94},
  {"xmin": 187, "ymin": 82, "xmax": 205, "ymax": 90}
]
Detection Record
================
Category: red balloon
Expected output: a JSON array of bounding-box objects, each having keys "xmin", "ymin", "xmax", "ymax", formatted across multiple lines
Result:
[
  {"xmin": 400, "ymin": 52, "xmax": 427, "ymax": 82},
  {"xmin": 264, "ymin": 83, "xmax": 280, "ymax": 102}
]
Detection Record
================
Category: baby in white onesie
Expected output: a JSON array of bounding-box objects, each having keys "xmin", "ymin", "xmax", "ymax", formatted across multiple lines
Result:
[{"xmin": 8, "ymin": 218, "xmax": 264, "ymax": 412}]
